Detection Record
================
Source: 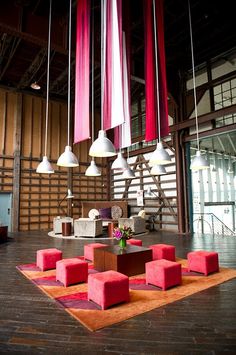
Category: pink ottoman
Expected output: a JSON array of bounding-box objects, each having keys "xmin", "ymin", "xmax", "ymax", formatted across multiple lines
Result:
[
  {"xmin": 88, "ymin": 270, "xmax": 130, "ymax": 310},
  {"xmin": 187, "ymin": 250, "xmax": 219, "ymax": 275},
  {"xmin": 56, "ymin": 258, "xmax": 88, "ymax": 287},
  {"xmin": 84, "ymin": 243, "xmax": 108, "ymax": 262},
  {"xmin": 36, "ymin": 248, "xmax": 62, "ymax": 271},
  {"xmin": 146, "ymin": 259, "xmax": 181, "ymax": 290},
  {"xmin": 127, "ymin": 238, "xmax": 142, "ymax": 246},
  {"xmin": 149, "ymin": 243, "xmax": 175, "ymax": 261}
]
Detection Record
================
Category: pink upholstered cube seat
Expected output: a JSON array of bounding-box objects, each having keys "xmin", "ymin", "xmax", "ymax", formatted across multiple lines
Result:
[
  {"xmin": 84, "ymin": 243, "xmax": 108, "ymax": 262},
  {"xmin": 146, "ymin": 259, "xmax": 182, "ymax": 290},
  {"xmin": 36, "ymin": 248, "xmax": 62, "ymax": 271},
  {"xmin": 187, "ymin": 250, "xmax": 219, "ymax": 276},
  {"xmin": 56, "ymin": 258, "xmax": 88, "ymax": 287},
  {"xmin": 149, "ymin": 243, "xmax": 176, "ymax": 261},
  {"xmin": 126, "ymin": 238, "xmax": 142, "ymax": 246},
  {"xmin": 88, "ymin": 270, "xmax": 130, "ymax": 310}
]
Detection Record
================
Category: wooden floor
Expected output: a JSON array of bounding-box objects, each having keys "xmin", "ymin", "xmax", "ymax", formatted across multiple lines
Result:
[{"xmin": 0, "ymin": 230, "xmax": 236, "ymax": 354}]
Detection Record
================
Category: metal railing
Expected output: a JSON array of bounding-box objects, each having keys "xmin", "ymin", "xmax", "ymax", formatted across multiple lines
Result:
[{"xmin": 193, "ymin": 213, "xmax": 236, "ymax": 236}]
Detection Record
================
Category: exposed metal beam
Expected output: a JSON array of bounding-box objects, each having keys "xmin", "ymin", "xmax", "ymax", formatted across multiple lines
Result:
[
  {"xmin": 131, "ymin": 75, "xmax": 145, "ymax": 84},
  {"xmin": 50, "ymin": 59, "xmax": 75, "ymax": 92},
  {"xmin": 227, "ymin": 133, "xmax": 236, "ymax": 153},
  {"xmin": 0, "ymin": 37, "xmax": 21, "ymax": 80},
  {"xmin": 17, "ymin": 47, "xmax": 47, "ymax": 89},
  {"xmin": 217, "ymin": 136, "xmax": 226, "ymax": 151}
]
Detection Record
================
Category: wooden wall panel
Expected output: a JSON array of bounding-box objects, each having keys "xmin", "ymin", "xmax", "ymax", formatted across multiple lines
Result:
[
  {"xmin": 0, "ymin": 88, "xmax": 106, "ymax": 232},
  {"xmin": 5, "ymin": 92, "xmax": 16, "ymax": 156},
  {"xmin": 22, "ymin": 95, "xmax": 33, "ymax": 156},
  {"xmin": 31, "ymin": 98, "xmax": 42, "ymax": 158},
  {"xmin": 0, "ymin": 90, "xmax": 6, "ymax": 154},
  {"xmin": 0, "ymin": 91, "xmax": 17, "ymax": 156},
  {"xmin": 50, "ymin": 102, "xmax": 61, "ymax": 160}
]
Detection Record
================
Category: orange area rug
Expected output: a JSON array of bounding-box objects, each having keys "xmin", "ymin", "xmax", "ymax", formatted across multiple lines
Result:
[{"xmin": 16, "ymin": 258, "xmax": 236, "ymax": 332}]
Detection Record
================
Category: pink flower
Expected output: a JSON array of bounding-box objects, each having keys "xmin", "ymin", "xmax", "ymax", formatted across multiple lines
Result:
[
  {"xmin": 113, "ymin": 225, "xmax": 133, "ymax": 240},
  {"xmin": 113, "ymin": 229, "xmax": 122, "ymax": 240}
]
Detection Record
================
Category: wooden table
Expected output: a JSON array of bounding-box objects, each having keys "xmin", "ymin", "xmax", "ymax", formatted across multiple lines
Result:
[
  {"xmin": 107, "ymin": 222, "xmax": 118, "ymax": 238},
  {"xmin": 61, "ymin": 222, "xmax": 72, "ymax": 236},
  {"xmin": 93, "ymin": 245, "xmax": 152, "ymax": 276},
  {"xmin": 0, "ymin": 226, "xmax": 8, "ymax": 243}
]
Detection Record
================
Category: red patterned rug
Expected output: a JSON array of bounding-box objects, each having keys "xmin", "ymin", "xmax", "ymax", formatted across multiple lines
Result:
[{"xmin": 16, "ymin": 257, "xmax": 236, "ymax": 332}]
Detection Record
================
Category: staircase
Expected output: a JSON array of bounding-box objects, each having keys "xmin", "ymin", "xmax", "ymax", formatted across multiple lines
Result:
[{"xmin": 193, "ymin": 213, "xmax": 236, "ymax": 236}]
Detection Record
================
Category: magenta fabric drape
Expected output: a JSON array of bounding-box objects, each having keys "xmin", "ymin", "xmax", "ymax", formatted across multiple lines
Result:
[
  {"xmin": 74, "ymin": 0, "xmax": 91, "ymax": 144},
  {"xmin": 144, "ymin": 0, "xmax": 157, "ymax": 142},
  {"xmin": 103, "ymin": 0, "xmax": 112, "ymax": 130},
  {"xmin": 156, "ymin": 0, "xmax": 169, "ymax": 138},
  {"xmin": 144, "ymin": 0, "xmax": 169, "ymax": 142}
]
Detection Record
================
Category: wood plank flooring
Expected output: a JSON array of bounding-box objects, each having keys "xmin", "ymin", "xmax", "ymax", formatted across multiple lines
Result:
[{"xmin": 0, "ymin": 231, "xmax": 236, "ymax": 354}]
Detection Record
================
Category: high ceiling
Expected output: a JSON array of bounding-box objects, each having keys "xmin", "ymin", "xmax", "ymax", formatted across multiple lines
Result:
[{"xmin": 0, "ymin": 0, "xmax": 235, "ymax": 103}]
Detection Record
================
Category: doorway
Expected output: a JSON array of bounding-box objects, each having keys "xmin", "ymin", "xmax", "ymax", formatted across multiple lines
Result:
[
  {"xmin": 189, "ymin": 131, "xmax": 236, "ymax": 235},
  {"xmin": 0, "ymin": 193, "xmax": 12, "ymax": 231}
]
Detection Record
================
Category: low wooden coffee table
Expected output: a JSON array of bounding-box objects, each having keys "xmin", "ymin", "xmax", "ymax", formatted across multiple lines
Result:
[
  {"xmin": 0, "ymin": 226, "xmax": 8, "ymax": 243},
  {"xmin": 93, "ymin": 245, "xmax": 152, "ymax": 276}
]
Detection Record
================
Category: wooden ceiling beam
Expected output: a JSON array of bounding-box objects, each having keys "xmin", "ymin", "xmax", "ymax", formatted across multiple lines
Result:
[
  {"xmin": 17, "ymin": 47, "xmax": 47, "ymax": 89},
  {"xmin": 0, "ymin": 0, "xmax": 67, "ymax": 54}
]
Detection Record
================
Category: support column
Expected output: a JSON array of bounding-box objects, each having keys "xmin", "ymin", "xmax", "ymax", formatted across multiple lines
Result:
[
  {"xmin": 12, "ymin": 93, "xmax": 22, "ymax": 232},
  {"xmin": 174, "ymin": 130, "xmax": 189, "ymax": 234},
  {"xmin": 67, "ymin": 168, "xmax": 73, "ymax": 217}
]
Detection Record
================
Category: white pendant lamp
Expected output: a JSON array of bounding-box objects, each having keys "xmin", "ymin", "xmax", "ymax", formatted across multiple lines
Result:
[
  {"xmin": 150, "ymin": 163, "xmax": 166, "ymax": 175},
  {"xmin": 89, "ymin": 0, "xmax": 116, "ymax": 158},
  {"xmin": 122, "ymin": 166, "xmax": 135, "ymax": 179},
  {"xmin": 149, "ymin": 0, "xmax": 171, "ymax": 167},
  {"xmin": 89, "ymin": 130, "xmax": 116, "ymax": 157},
  {"xmin": 121, "ymin": 147, "xmax": 135, "ymax": 178},
  {"xmin": 188, "ymin": 1, "xmax": 209, "ymax": 171},
  {"xmin": 227, "ymin": 156, "xmax": 234, "ymax": 174},
  {"xmin": 36, "ymin": 0, "xmax": 54, "ymax": 174},
  {"xmin": 190, "ymin": 151, "xmax": 209, "ymax": 171},
  {"xmin": 149, "ymin": 142, "xmax": 171, "ymax": 166},
  {"xmin": 111, "ymin": 151, "xmax": 129, "ymax": 171},
  {"xmin": 31, "ymin": 81, "xmax": 41, "ymax": 90},
  {"xmin": 57, "ymin": 145, "xmax": 79, "ymax": 167},
  {"xmin": 36, "ymin": 156, "xmax": 54, "ymax": 174},
  {"xmin": 66, "ymin": 189, "xmax": 74, "ymax": 199},
  {"xmin": 57, "ymin": 0, "xmax": 79, "ymax": 168},
  {"xmin": 85, "ymin": 160, "xmax": 101, "ymax": 176}
]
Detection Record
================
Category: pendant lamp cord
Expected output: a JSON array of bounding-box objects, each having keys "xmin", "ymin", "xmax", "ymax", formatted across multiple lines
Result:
[
  {"xmin": 188, "ymin": 0, "xmax": 200, "ymax": 152},
  {"xmin": 44, "ymin": 0, "xmax": 52, "ymax": 156},
  {"xmin": 152, "ymin": 0, "xmax": 161, "ymax": 143},
  {"xmin": 67, "ymin": 0, "xmax": 72, "ymax": 146}
]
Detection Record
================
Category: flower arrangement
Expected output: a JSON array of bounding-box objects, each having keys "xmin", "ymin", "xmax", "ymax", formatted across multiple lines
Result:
[{"xmin": 113, "ymin": 225, "xmax": 133, "ymax": 241}]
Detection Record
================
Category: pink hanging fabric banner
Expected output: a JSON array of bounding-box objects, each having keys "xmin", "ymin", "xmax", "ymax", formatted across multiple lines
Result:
[
  {"xmin": 74, "ymin": 0, "xmax": 91, "ymax": 144},
  {"xmin": 144, "ymin": 0, "xmax": 157, "ymax": 142},
  {"xmin": 156, "ymin": 0, "xmax": 169, "ymax": 137},
  {"xmin": 102, "ymin": 0, "xmax": 125, "ymax": 131},
  {"xmin": 144, "ymin": 0, "xmax": 169, "ymax": 142}
]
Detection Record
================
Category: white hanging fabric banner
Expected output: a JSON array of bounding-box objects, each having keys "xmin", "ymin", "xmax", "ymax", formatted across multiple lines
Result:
[
  {"xmin": 102, "ymin": 0, "xmax": 125, "ymax": 130},
  {"xmin": 114, "ymin": 32, "xmax": 131, "ymax": 149}
]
